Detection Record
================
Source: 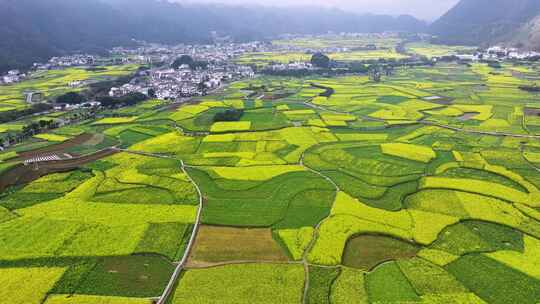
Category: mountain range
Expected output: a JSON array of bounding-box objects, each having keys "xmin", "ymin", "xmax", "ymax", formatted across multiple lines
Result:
[
  {"xmin": 430, "ymin": 0, "xmax": 540, "ymax": 49},
  {"xmin": 0, "ymin": 0, "xmax": 427, "ymax": 73},
  {"xmin": 3, "ymin": 0, "xmax": 540, "ymax": 74}
]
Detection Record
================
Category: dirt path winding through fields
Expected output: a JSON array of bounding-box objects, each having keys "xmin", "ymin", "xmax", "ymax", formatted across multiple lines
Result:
[
  {"xmin": 154, "ymin": 159, "xmax": 204, "ymax": 304},
  {"xmin": 115, "ymin": 148, "xmax": 204, "ymax": 304},
  {"xmin": 299, "ymin": 151, "xmax": 341, "ymax": 304}
]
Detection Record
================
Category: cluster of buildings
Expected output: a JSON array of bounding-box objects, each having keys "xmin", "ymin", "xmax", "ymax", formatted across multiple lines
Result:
[
  {"xmin": 102, "ymin": 41, "xmax": 264, "ymax": 99},
  {"xmin": 110, "ymin": 63, "xmax": 254, "ymax": 99},
  {"xmin": 435, "ymin": 46, "xmax": 540, "ymax": 62},
  {"xmin": 0, "ymin": 70, "xmax": 26, "ymax": 84},
  {"xmin": 33, "ymin": 55, "xmax": 96, "ymax": 70},
  {"xmin": 483, "ymin": 46, "xmax": 540, "ymax": 60},
  {"xmin": 32, "ymin": 54, "xmax": 151, "ymax": 71},
  {"xmin": 265, "ymin": 62, "xmax": 314, "ymax": 71},
  {"xmin": 110, "ymin": 41, "xmax": 270, "ymax": 66}
]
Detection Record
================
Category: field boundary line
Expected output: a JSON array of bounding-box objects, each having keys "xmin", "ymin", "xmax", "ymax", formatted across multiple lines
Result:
[
  {"xmin": 156, "ymin": 159, "xmax": 204, "ymax": 304},
  {"xmin": 301, "ymin": 97, "xmax": 540, "ymax": 139},
  {"xmin": 112, "ymin": 148, "xmax": 203, "ymax": 304},
  {"xmin": 299, "ymin": 152, "xmax": 340, "ymax": 192},
  {"xmin": 111, "ymin": 147, "xmax": 177, "ymax": 160},
  {"xmin": 186, "ymin": 260, "xmax": 303, "ymax": 270},
  {"xmin": 519, "ymin": 144, "xmax": 540, "ymax": 173},
  {"xmin": 299, "ymin": 150, "xmax": 341, "ymax": 304}
]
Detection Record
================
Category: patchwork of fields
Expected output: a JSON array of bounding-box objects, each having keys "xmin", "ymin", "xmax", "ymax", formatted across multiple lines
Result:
[
  {"xmin": 1, "ymin": 60, "xmax": 540, "ymax": 303},
  {"xmin": 0, "ymin": 65, "xmax": 138, "ymax": 113}
]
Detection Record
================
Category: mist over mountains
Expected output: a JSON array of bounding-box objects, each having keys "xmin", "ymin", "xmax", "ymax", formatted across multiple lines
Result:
[{"xmin": 0, "ymin": 0, "xmax": 427, "ymax": 72}]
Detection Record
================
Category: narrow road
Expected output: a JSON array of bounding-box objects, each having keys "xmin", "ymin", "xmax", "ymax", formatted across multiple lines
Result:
[
  {"xmin": 299, "ymin": 151, "xmax": 341, "ymax": 304},
  {"xmin": 156, "ymin": 159, "xmax": 204, "ymax": 304},
  {"xmin": 300, "ymin": 152, "xmax": 340, "ymax": 192},
  {"xmin": 112, "ymin": 148, "xmax": 204, "ymax": 304}
]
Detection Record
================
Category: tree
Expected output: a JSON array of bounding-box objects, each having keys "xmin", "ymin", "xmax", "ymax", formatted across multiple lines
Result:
[
  {"xmin": 214, "ymin": 109, "xmax": 244, "ymax": 122},
  {"xmin": 0, "ymin": 103, "xmax": 52, "ymax": 124},
  {"xmin": 147, "ymin": 88, "xmax": 157, "ymax": 98},
  {"xmin": 368, "ymin": 65, "xmax": 382, "ymax": 82},
  {"xmin": 56, "ymin": 92, "xmax": 85, "ymax": 104},
  {"xmin": 384, "ymin": 66, "xmax": 394, "ymax": 76},
  {"xmin": 349, "ymin": 62, "xmax": 368, "ymax": 73},
  {"xmin": 172, "ymin": 55, "xmax": 195, "ymax": 69},
  {"xmin": 311, "ymin": 52, "xmax": 330, "ymax": 69},
  {"xmin": 487, "ymin": 61, "xmax": 502, "ymax": 69},
  {"xmin": 38, "ymin": 120, "xmax": 49, "ymax": 129}
]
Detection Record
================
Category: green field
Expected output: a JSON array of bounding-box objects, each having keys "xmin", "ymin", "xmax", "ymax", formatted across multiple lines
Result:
[
  {"xmin": 405, "ymin": 42, "xmax": 476, "ymax": 58},
  {"xmin": 1, "ymin": 46, "xmax": 540, "ymax": 303}
]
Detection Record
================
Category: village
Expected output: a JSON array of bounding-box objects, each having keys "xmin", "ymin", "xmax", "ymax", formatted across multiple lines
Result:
[
  {"xmin": 110, "ymin": 62, "xmax": 255, "ymax": 100},
  {"xmin": 0, "ymin": 41, "xmax": 264, "ymax": 101},
  {"xmin": 3, "ymin": 34, "xmax": 540, "ymax": 92}
]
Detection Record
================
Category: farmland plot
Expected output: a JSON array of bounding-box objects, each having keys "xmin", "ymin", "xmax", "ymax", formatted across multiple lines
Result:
[{"xmin": 2, "ymin": 60, "xmax": 540, "ymax": 304}]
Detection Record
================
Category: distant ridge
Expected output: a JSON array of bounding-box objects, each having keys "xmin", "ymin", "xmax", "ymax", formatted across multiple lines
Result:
[
  {"xmin": 0, "ymin": 0, "xmax": 427, "ymax": 73},
  {"xmin": 430, "ymin": 0, "xmax": 540, "ymax": 49}
]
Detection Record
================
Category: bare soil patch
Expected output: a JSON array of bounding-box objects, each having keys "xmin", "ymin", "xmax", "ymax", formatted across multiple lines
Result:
[
  {"xmin": 17, "ymin": 133, "xmax": 94, "ymax": 159},
  {"xmin": 186, "ymin": 225, "xmax": 289, "ymax": 267},
  {"xmin": 0, "ymin": 148, "xmax": 117, "ymax": 191},
  {"xmin": 457, "ymin": 112, "xmax": 479, "ymax": 121},
  {"xmin": 342, "ymin": 234, "xmax": 420, "ymax": 271},
  {"xmin": 262, "ymin": 92, "xmax": 294, "ymax": 100}
]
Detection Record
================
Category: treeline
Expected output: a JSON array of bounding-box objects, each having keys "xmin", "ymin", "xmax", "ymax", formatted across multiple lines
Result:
[
  {"xmin": 310, "ymin": 83, "xmax": 335, "ymax": 98},
  {"xmin": 172, "ymin": 55, "xmax": 208, "ymax": 70},
  {"xmin": 519, "ymin": 85, "xmax": 540, "ymax": 92},
  {"xmin": 96, "ymin": 93, "xmax": 148, "ymax": 108},
  {"xmin": 0, "ymin": 108, "xmax": 96, "ymax": 147},
  {"xmin": 0, "ymin": 103, "xmax": 52, "ymax": 124},
  {"xmin": 214, "ymin": 109, "xmax": 244, "ymax": 122}
]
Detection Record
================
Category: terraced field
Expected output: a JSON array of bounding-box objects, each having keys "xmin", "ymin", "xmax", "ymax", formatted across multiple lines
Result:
[{"xmin": 1, "ymin": 60, "xmax": 540, "ymax": 303}]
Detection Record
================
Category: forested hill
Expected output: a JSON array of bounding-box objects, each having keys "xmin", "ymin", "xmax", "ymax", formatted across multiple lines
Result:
[
  {"xmin": 430, "ymin": 0, "xmax": 540, "ymax": 48},
  {"xmin": 0, "ymin": 0, "xmax": 427, "ymax": 73},
  {"xmin": 0, "ymin": 0, "xmax": 132, "ymax": 73}
]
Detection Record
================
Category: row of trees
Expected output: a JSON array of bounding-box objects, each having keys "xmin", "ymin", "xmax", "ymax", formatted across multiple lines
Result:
[
  {"xmin": 310, "ymin": 83, "xmax": 335, "ymax": 97},
  {"xmin": 172, "ymin": 55, "xmax": 208, "ymax": 70},
  {"xmin": 263, "ymin": 52, "xmax": 407, "ymax": 81},
  {"xmin": 1, "ymin": 110, "xmax": 96, "ymax": 148},
  {"xmin": 519, "ymin": 85, "xmax": 540, "ymax": 92},
  {"xmin": 0, "ymin": 103, "xmax": 52, "ymax": 124},
  {"xmin": 96, "ymin": 92, "xmax": 148, "ymax": 108}
]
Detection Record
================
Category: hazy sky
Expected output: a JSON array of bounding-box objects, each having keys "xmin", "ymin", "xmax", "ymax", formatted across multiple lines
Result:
[{"xmin": 181, "ymin": 0, "xmax": 460, "ymax": 20}]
